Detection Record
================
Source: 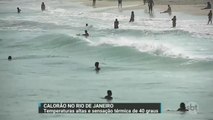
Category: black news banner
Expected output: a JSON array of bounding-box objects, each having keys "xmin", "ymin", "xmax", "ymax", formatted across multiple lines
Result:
[{"xmin": 39, "ymin": 103, "xmax": 161, "ymax": 114}]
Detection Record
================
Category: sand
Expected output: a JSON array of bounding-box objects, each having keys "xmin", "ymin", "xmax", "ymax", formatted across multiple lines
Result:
[{"xmin": 73, "ymin": 0, "xmax": 213, "ymax": 16}]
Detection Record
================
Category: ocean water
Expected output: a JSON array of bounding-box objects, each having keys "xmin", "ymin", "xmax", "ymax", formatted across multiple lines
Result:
[{"xmin": 0, "ymin": 0, "xmax": 213, "ymax": 120}]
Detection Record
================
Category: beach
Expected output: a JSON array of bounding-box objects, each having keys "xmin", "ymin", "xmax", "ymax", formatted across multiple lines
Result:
[{"xmin": 78, "ymin": 0, "xmax": 212, "ymax": 15}]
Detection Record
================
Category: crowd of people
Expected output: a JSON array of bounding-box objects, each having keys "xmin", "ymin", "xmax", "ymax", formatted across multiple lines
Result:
[{"xmin": 16, "ymin": 1, "xmax": 212, "ymax": 30}]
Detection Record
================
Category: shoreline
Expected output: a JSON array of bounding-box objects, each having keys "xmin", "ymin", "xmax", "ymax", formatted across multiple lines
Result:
[{"xmin": 74, "ymin": 0, "xmax": 212, "ymax": 16}]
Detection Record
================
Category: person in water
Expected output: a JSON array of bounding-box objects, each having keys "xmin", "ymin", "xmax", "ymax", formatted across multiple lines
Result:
[
  {"xmin": 8, "ymin": 56, "xmax": 12, "ymax": 60},
  {"xmin": 95, "ymin": 62, "xmax": 100, "ymax": 71},
  {"xmin": 41, "ymin": 2, "xmax": 46, "ymax": 11},
  {"xmin": 148, "ymin": 0, "xmax": 154, "ymax": 14},
  {"xmin": 177, "ymin": 102, "xmax": 188, "ymax": 112},
  {"xmin": 172, "ymin": 16, "xmax": 176, "ymax": 27},
  {"xmin": 118, "ymin": 0, "xmax": 122, "ymax": 8},
  {"xmin": 201, "ymin": 2, "xmax": 211, "ymax": 10},
  {"xmin": 208, "ymin": 10, "xmax": 212, "ymax": 24},
  {"xmin": 160, "ymin": 5, "xmax": 172, "ymax": 15},
  {"xmin": 17, "ymin": 7, "xmax": 21, "ymax": 14},
  {"xmin": 93, "ymin": 0, "xmax": 96, "ymax": 7},
  {"xmin": 129, "ymin": 11, "xmax": 135, "ymax": 22},
  {"xmin": 104, "ymin": 90, "xmax": 113, "ymax": 100},
  {"xmin": 82, "ymin": 30, "xmax": 89, "ymax": 37},
  {"xmin": 114, "ymin": 19, "xmax": 119, "ymax": 29}
]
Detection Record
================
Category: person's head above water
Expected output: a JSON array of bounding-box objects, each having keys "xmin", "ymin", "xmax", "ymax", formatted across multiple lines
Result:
[
  {"xmin": 107, "ymin": 90, "xmax": 112, "ymax": 96},
  {"xmin": 105, "ymin": 90, "xmax": 113, "ymax": 100},
  {"xmin": 177, "ymin": 102, "xmax": 188, "ymax": 112},
  {"xmin": 86, "ymin": 23, "xmax": 88, "ymax": 27},
  {"xmin": 8, "ymin": 56, "xmax": 12, "ymax": 60},
  {"xmin": 95, "ymin": 62, "xmax": 100, "ymax": 71}
]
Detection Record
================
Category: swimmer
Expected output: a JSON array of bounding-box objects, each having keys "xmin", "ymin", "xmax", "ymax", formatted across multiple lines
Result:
[
  {"xmin": 172, "ymin": 16, "xmax": 176, "ymax": 27},
  {"xmin": 82, "ymin": 30, "xmax": 89, "ymax": 37},
  {"xmin": 41, "ymin": 2, "xmax": 46, "ymax": 11},
  {"xmin": 104, "ymin": 90, "xmax": 113, "ymax": 101},
  {"xmin": 8, "ymin": 56, "xmax": 12, "ymax": 60},
  {"xmin": 160, "ymin": 5, "xmax": 172, "ymax": 15},
  {"xmin": 95, "ymin": 62, "xmax": 100, "ymax": 71},
  {"xmin": 129, "ymin": 11, "xmax": 135, "ymax": 22},
  {"xmin": 114, "ymin": 19, "xmax": 119, "ymax": 29},
  {"xmin": 208, "ymin": 10, "xmax": 212, "ymax": 24},
  {"xmin": 177, "ymin": 102, "xmax": 188, "ymax": 112},
  {"xmin": 17, "ymin": 7, "xmax": 21, "ymax": 13},
  {"xmin": 201, "ymin": 2, "xmax": 211, "ymax": 10}
]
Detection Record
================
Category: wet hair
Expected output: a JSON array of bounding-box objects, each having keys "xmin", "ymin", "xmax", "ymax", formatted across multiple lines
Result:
[
  {"xmin": 8, "ymin": 56, "xmax": 12, "ymax": 60},
  {"xmin": 95, "ymin": 62, "xmax": 100, "ymax": 71},
  {"xmin": 86, "ymin": 23, "xmax": 88, "ymax": 26},
  {"xmin": 180, "ymin": 102, "xmax": 186, "ymax": 109},
  {"xmin": 95, "ymin": 62, "xmax": 99, "ymax": 67},
  {"xmin": 177, "ymin": 102, "xmax": 188, "ymax": 112},
  {"xmin": 107, "ymin": 90, "xmax": 112, "ymax": 96},
  {"xmin": 105, "ymin": 90, "xmax": 113, "ymax": 100}
]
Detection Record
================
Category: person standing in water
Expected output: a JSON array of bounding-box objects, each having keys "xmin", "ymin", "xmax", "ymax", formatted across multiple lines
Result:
[
  {"xmin": 129, "ymin": 11, "xmax": 135, "ymax": 22},
  {"xmin": 208, "ymin": 10, "xmax": 212, "ymax": 24},
  {"xmin": 114, "ymin": 19, "xmax": 119, "ymax": 29},
  {"xmin": 41, "ymin": 2, "xmax": 46, "ymax": 11},
  {"xmin": 160, "ymin": 5, "xmax": 172, "ymax": 15},
  {"xmin": 172, "ymin": 16, "xmax": 176, "ymax": 27},
  {"xmin": 93, "ymin": 0, "xmax": 96, "ymax": 7},
  {"xmin": 17, "ymin": 7, "xmax": 21, "ymax": 14},
  {"xmin": 148, "ymin": 0, "xmax": 154, "ymax": 14},
  {"xmin": 118, "ymin": 0, "xmax": 122, "ymax": 9}
]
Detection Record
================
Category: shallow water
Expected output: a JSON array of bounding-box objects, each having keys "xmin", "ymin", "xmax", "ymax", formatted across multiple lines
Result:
[{"xmin": 0, "ymin": 0, "xmax": 213, "ymax": 120}]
